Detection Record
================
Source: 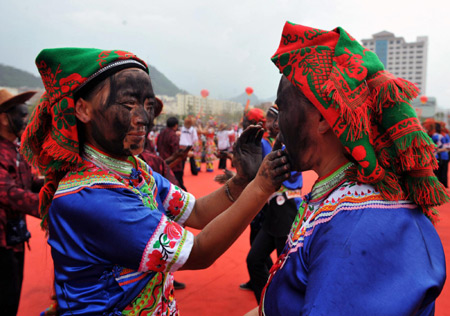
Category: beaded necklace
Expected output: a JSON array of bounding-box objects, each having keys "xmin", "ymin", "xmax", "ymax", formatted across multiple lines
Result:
[
  {"xmin": 309, "ymin": 162, "xmax": 353, "ymax": 202},
  {"xmin": 83, "ymin": 145, "xmax": 157, "ymax": 209},
  {"xmin": 83, "ymin": 145, "xmax": 136, "ymax": 179},
  {"xmin": 292, "ymin": 162, "xmax": 353, "ymax": 236}
]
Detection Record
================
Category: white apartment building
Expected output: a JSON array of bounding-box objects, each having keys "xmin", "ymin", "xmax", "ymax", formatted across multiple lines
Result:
[
  {"xmin": 158, "ymin": 94, "xmax": 243, "ymax": 117},
  {"xmin": 361, "ymin": 31, "xmax": 428, "ymax": 94}
]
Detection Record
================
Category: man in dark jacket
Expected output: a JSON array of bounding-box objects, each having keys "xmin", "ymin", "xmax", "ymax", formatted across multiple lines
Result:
[
  {"xmin": 157, "ymin": 117, "xmax": 188, "ymax": 190},
  {"xmin": 0, "ymin": 89, "xmax": 43, "ymax": 315}
]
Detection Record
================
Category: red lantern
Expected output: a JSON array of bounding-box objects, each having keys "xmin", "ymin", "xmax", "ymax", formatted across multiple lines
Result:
[
  {"xmin": 245, "ymin": 87, "xmax": 254, "ymax": 96},
  {"xmin": 201, "ymin": 89, "xmax": 209, "ymax": 98},
  {"xmin": 420, "ymin": 95, "xmax": 428, "ymax": 104}
]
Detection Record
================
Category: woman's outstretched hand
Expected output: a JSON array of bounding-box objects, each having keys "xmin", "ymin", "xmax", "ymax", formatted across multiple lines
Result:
[
  {"xmin": 232, "ymin": 125, "xmax": 264, "ymax": 184},
  {"xmin": 253, "ymin": 147, "xmax": 291, "ymax": 195}
]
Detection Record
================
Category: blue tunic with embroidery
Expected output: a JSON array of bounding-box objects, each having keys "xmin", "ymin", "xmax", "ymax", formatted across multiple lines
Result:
[
  {"xmin": 48, "ymin": 145, "xmax": 195, "ymax": 315},
  {"xmin": 261, "ymin": 163, "xmax": 446, "ymax": 316}
]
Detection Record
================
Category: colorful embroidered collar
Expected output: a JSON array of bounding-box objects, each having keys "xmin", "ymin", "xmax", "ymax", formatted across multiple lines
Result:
[
  {"xmin": 82, "ymin": 144, "xmax": 157, "ymax": 211},
  {"xmin": 310, "ymin": 162, "xmax": 353, "ymax": 202},
  {"xmin": 83, "ymin": 145, "xmax": 139, "ymax": 180}
]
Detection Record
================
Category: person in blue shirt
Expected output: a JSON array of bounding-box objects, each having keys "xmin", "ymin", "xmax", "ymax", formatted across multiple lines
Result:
[
  {"xmin": 442, "ymin": 127, "xmax": 450, "ymax": 187},
  {"xmin": 432, "ymin": 122, "xmax": 448, "ymax": 187}
]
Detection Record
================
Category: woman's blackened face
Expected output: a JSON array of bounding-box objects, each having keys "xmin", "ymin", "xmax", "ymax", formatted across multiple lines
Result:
[
  {"xmin": 7, "ymin": 103, "xmax": 29, "ymax": 138},
  {"xmin": 276, "ymin": 77, "xmax": 318, "ymax": 172},
  {"xmin": 88, "ymin": 68, "xmax": 156, "ymax": 158}
]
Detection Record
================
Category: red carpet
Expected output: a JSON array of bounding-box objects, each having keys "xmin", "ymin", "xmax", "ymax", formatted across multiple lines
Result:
[{"xmin": 18, "ymin": 163, "xmax": 450, "ymax": 315}]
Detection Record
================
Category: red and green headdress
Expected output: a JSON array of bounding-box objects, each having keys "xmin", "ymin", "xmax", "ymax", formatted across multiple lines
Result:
[
  {"xmin": 272, "ymin": 22, "xmax": 448, "ymax": 222},
  {"xmin": 20, "ymin": 48, "xmax": 149, "ymax": 228}
]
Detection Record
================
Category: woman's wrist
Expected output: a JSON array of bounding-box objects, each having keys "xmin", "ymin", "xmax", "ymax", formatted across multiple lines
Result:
[
  {"xmin": 226, "ymin": 175, "xmax": 250, "ymax": 201},
  {"xmin": 224, "ymin": 180, "xmax": 236, "ymax": 202},
  {"xmin": 230, "ymin": 174, "xmax": 249, "ymax": 188}
]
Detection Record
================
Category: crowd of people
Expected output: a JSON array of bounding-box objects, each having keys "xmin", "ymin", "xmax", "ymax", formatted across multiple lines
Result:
[
  {"xmin": 153, "ymin": 115, "xmax": 240, "ymax": 190},
  {"xmin": 423, "ymin": 119, "xmax": 450, "ymax": 188},
  {"xmin": 0, "ymin": 21, "xmax": 448, "ymax": 316}
]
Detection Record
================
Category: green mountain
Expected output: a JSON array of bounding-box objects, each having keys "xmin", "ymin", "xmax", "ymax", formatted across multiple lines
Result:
[
  {"xmin": 0, "ymin": 64, "xmax": 43, "ymax": 88},
  {"xmin": 0, "ymin": 63, "xmax": 185, "ymax": 97},
  {"xmin": 229, "ymin": 92, "xmax": 260, "ymax": 105},
  {"xmin": 148, "ymin": 65, "xmax": 186, "ymax": 96}
]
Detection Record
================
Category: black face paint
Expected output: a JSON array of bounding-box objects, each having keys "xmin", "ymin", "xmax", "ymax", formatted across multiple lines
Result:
[
  {"xmin": 277, "ymin": 77, "xmax": 317, "ymax": 172},
  {"xmin": 89, "ymin": 68, "xmax": 155, "ymax": 157},
  {"xmin": 6, "ymin": 104, "xmax": 29, "ymax": 138}
]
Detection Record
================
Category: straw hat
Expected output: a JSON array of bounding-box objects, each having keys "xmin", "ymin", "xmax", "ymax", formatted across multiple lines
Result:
[
  {"xmin": 155, "ymin": 97, "xmax": 163, "ymax": 117},
  {"xmin": 0, "ymin": 89, "xmax": 36, "ymax": 113}
]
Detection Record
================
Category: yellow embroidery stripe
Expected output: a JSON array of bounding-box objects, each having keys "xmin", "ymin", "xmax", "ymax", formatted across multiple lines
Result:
[{"xmin": 166, "ymin": 229, "xmax": 188, "ymax": 271}]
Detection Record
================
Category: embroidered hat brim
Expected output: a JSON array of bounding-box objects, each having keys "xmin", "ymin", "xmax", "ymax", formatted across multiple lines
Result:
[{"xmin": 74, "ymin": 59, "xmax": 147, "ymax": 101}]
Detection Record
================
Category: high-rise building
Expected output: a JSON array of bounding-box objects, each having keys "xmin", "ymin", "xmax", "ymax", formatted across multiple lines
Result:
[{"xmin": 361, "ymin": 31, "xmax": 428, "ymax": 94}]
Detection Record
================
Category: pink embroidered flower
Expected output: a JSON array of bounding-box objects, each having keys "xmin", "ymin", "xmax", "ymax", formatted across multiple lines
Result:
[
  {"xmin": 164, "ymin": 221, "xmax": 183, "ymax": 240},
  {"xmin": 168, "ymin": 191, "xmax": 183, "ymax": 216},
  {"xmin": 153, "ymin": 302, "xmax": 164, "ymax": 316},
  {"xmin": 164, "ymin": 278, "xmax": 173, "ymax": 299},
  {"xmin": 146, "ymin": 250, "xmax": 166, "ymax": 272},
  {"xmin": 305, "ymin": 209, "xmax": 313, "ymax": 219}
]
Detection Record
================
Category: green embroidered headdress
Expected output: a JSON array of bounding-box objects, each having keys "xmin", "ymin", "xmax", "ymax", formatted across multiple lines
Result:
[
  {"xmin": 20, "ymin": 48, "xmax": 149, "ymax": 228},
  {"xmin": 271, "ymin": 22, "xmax": 448, "ymax": 222}
]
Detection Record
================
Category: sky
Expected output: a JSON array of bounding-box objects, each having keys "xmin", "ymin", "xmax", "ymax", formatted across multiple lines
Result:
[{"xmin": 1, "ymin": 0, "xmax": 450, "ymax": 107}]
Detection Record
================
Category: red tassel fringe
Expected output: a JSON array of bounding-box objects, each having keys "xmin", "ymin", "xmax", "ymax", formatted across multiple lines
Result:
[
  {"xmin": 368, "ymin": 76, "xmax": 419, "ymax": 113},
  {"xmin": 323, "ymin": 80, "xmax": 371, "ymax": 141}
]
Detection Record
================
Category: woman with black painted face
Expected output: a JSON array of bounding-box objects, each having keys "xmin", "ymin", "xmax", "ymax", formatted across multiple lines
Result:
[
  {"xmin": 5, "ymin": 103, "xmax": 29, "ymax": 139},
  {"xmin": 78, "ymin": 68, "xmax": 154, "ymax": 158},
  {"xmin": 21, "ymin": 48, "xmax": 292, "ymax": 315}
]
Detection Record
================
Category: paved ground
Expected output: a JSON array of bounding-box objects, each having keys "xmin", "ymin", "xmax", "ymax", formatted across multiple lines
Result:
[{"xmin": 17, "ymin": 165, "xmax": 450, "ymax": 316}]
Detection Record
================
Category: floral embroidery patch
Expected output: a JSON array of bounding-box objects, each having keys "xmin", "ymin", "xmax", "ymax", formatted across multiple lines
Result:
[
  {"xmin": 146, "ymin": 250, "xmax": 167, "ymax": 272},
  {"xmin": 163, "ymin": 184, "xmax": 193, "ymax": 223},
  {"xmin": 168, "ymin": 191, "xmax": 183, "ymax": 217},
  {"xmin": 139, "ymin": 216, "xmax": 192, "ymax": 273}
]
